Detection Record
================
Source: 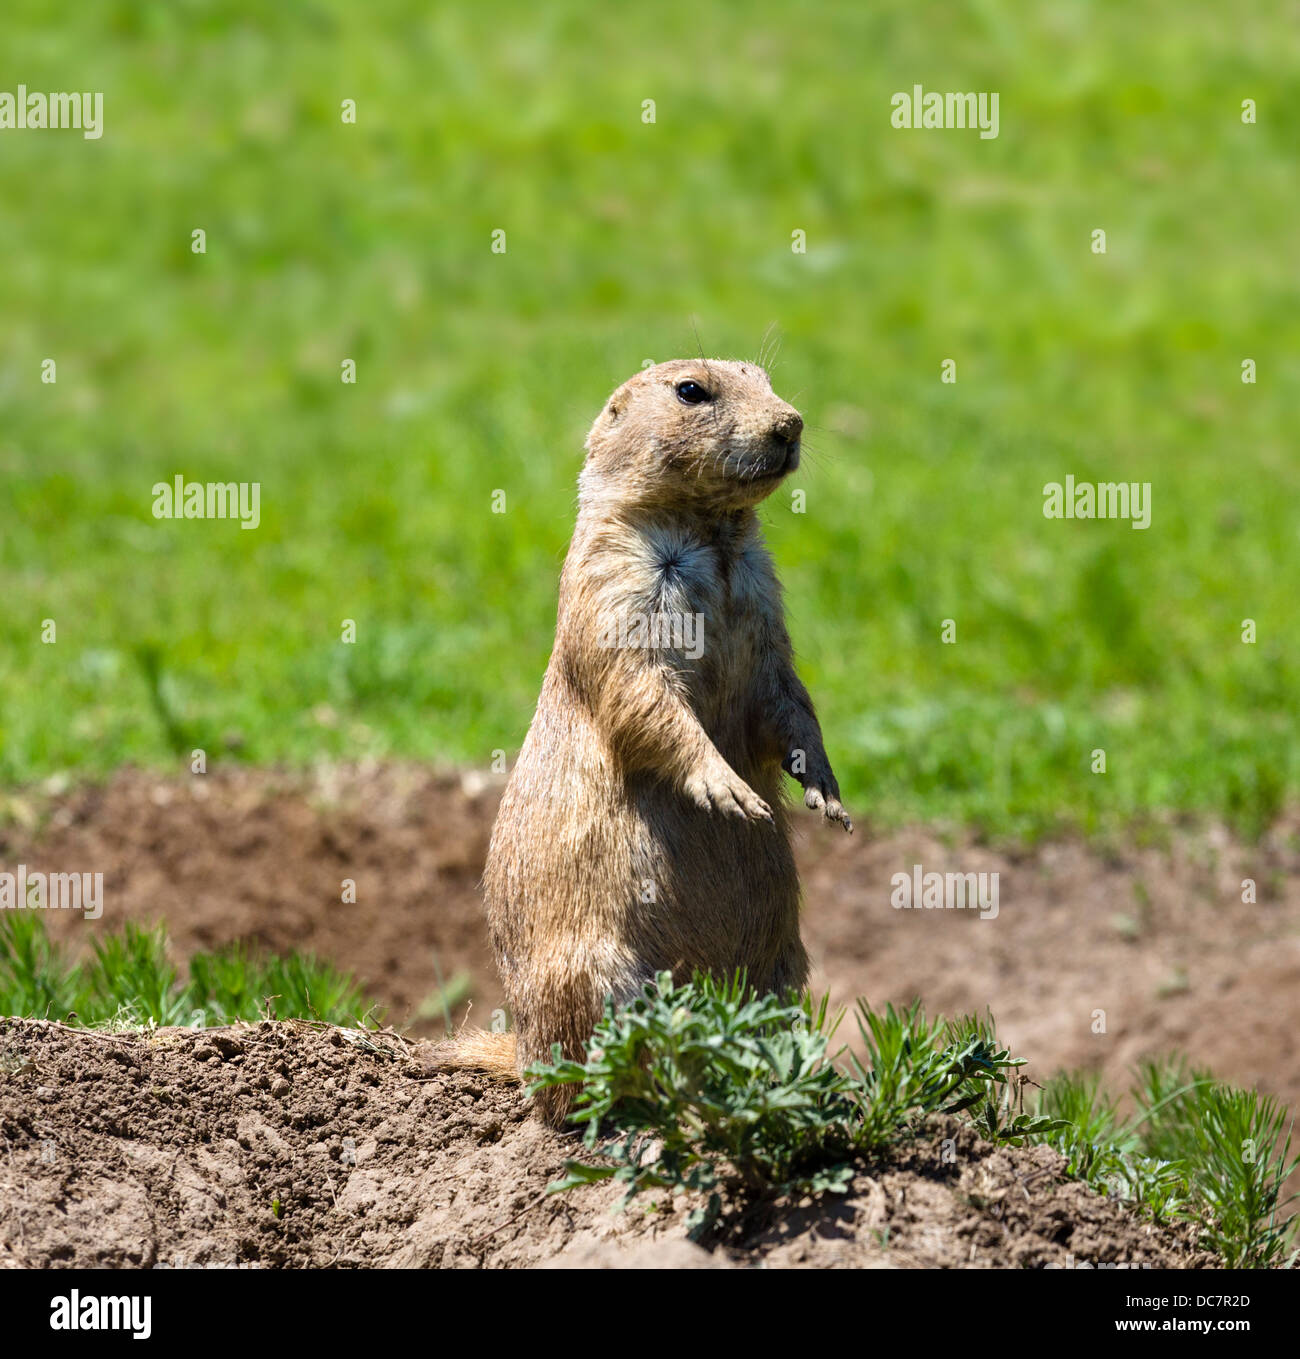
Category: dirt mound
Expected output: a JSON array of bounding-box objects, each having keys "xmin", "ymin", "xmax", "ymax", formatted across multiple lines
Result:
[
  {"xmin": 5, "ymin": 765, "xmax": 1299, "ymax": 1119},
  {"xmin": 0, "ymin": 1018, "xmax": 1209, "ymax": 1269},
  {"xmin": 2, "ymin": 765, "xmax": 500, "ymax": 1031}
]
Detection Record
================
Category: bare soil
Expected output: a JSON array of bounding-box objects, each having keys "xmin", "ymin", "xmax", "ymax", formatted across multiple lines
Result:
[
  {"xmin": 1, "ymin": 764, "xmax": 1296, "ymax": 1267},
  {"xmin": 0, "ymin": 1017, "xmax": 1210, "ymax": 1269}
]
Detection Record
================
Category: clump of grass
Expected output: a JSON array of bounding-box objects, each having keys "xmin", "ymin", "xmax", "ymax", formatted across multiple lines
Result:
[
  {"xmin": 0, "ymin": 911, "xmax": 376, "ymax": 1028},
  {"xmin": 529, "ymin": 972, "xmax": 1297, "ymax": 1263},
  {"xmin": 185, "ymin": 942, "xmax": 372, "ymax": 1026},
  {"xmin": 0, "ymin": 909, "xmax": 82, "ymax": 1020},
  {"xmin": 1038, "ymin": 1061, "xmax": 1299, "ymax": 1268},
  {"xmin": 848, "ymin": 1002, "xmax": 1067, "ymax": 1148},
  {"xmin": 82, "ymin": 922, "xmax": 188, "ymax": 1026}
]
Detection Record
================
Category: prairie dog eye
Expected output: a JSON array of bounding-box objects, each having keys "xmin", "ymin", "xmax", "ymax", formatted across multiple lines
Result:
[{"xmin": 675, "ymin": 380, "xmax": 712, "ymax": 406}]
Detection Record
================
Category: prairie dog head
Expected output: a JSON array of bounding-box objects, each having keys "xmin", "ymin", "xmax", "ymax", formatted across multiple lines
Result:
[{"xmin": 582, "ymin": 359, "xmax": 803, "ymax": 512}]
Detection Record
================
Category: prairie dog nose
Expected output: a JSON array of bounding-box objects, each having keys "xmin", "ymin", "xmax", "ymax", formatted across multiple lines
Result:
[{"xmin": 771, "ymin": 409, "xmax": 803, "ymax": 445}]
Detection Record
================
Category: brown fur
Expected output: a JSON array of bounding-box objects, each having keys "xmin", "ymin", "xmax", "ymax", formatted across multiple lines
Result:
[
  {"xmin": 424, "ymin": 1028, "xmax": 518, "ymax": 1082},
  {"xmin": 434, "ymin": 359, "xmax": 850, "ymax": 1124}
]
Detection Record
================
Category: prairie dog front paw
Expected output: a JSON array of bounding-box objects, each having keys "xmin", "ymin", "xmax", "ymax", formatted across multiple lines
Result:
[
  {"xmin": 803, "ymin": 784, "xmax": 853, "ymax": 833},
  {"xmin": 684, "ymin": 760, "xmax": 773, "ymax": 823}
]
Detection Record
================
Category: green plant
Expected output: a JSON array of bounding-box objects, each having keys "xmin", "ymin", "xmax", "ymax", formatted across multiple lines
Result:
[
  {"xmin": 0, "ymin": 911, "xmax": 377, "ymax": 1028},
  {"xmin": 1037, "ymin": 1059, "xmax": 1299, "ymax": 1266},
  {"xmin": 187, "ymin": 943, "xmax": 369, "ymax": 1025},
  {"xmin": 83, "ymin": 923, "xmax": 190, "ymax": 1026},
  {"xmin": 528, "ymin": 977, "xmax": 1066, "ymax": 1236},
  {"xmin": 528, "ymin": 973, "xmax": 858, "ymax": 1235},
  {"xmin": 1141, "ymin": 1079, "xmax": 1298, "ymax": 1269},
  {"xmin": 530, "ymin": 975, "xmax": 1297, "ymax": 1263},
  {"xmin": 847, "ymin": 1003, "xmax": 1067, "ymax": 1147},
  {"xmin": 0, "ymin": 910, "xmax": 82, "ymax": 1020}
]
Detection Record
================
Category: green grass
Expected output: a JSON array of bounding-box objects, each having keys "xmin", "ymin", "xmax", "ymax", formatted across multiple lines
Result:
[
  {"xmin": 530, "ymin": 972, "xmax": 1298, "ymax": 1263},
  {"xmin": 1039, "ymin": 1062, "xmax": 1300, "ymax": 1268},
  {"xmin": 0, "ymin": 910, "xmax": 378, "ymax": 1027},
  {"xmin": 1, "ymin": 1, "xmax": 1297, "ymax": 837}
]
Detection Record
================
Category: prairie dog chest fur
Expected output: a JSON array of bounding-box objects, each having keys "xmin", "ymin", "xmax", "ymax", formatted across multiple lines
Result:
[{"xmin": 613, "ymin": 513, "xmax": 775, "ymax": 722}]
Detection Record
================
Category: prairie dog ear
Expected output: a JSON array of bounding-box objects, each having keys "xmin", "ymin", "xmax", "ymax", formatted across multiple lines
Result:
[
  {"xmin": 602, "ymin": 374, "xmax": 640, "ymax": 424},
  {"xmin": 585, "ymin": 387, "xmax": 625, "ymax": 455}
]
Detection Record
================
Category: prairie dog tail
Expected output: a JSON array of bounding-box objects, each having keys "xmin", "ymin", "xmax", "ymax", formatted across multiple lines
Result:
[{"xmin": 423, "ymin": 1028, "xmax": 519, "ymax": 1084}]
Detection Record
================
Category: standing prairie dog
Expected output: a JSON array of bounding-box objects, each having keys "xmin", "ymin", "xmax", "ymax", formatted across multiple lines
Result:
[{"xmin": 438, "ymin": 359, "xmax": 850, "ymax": 1124}]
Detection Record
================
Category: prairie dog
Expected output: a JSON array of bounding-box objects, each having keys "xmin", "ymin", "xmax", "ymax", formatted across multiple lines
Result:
[{"xmin": 439, "ymin": 359, "xmax": 850, "ymax": 1124}]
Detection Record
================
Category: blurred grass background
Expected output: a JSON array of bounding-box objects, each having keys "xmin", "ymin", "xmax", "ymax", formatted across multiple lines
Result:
[{"xmin": 1, "ymin": 0, "xmax": 1296, "ymax": 838}]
